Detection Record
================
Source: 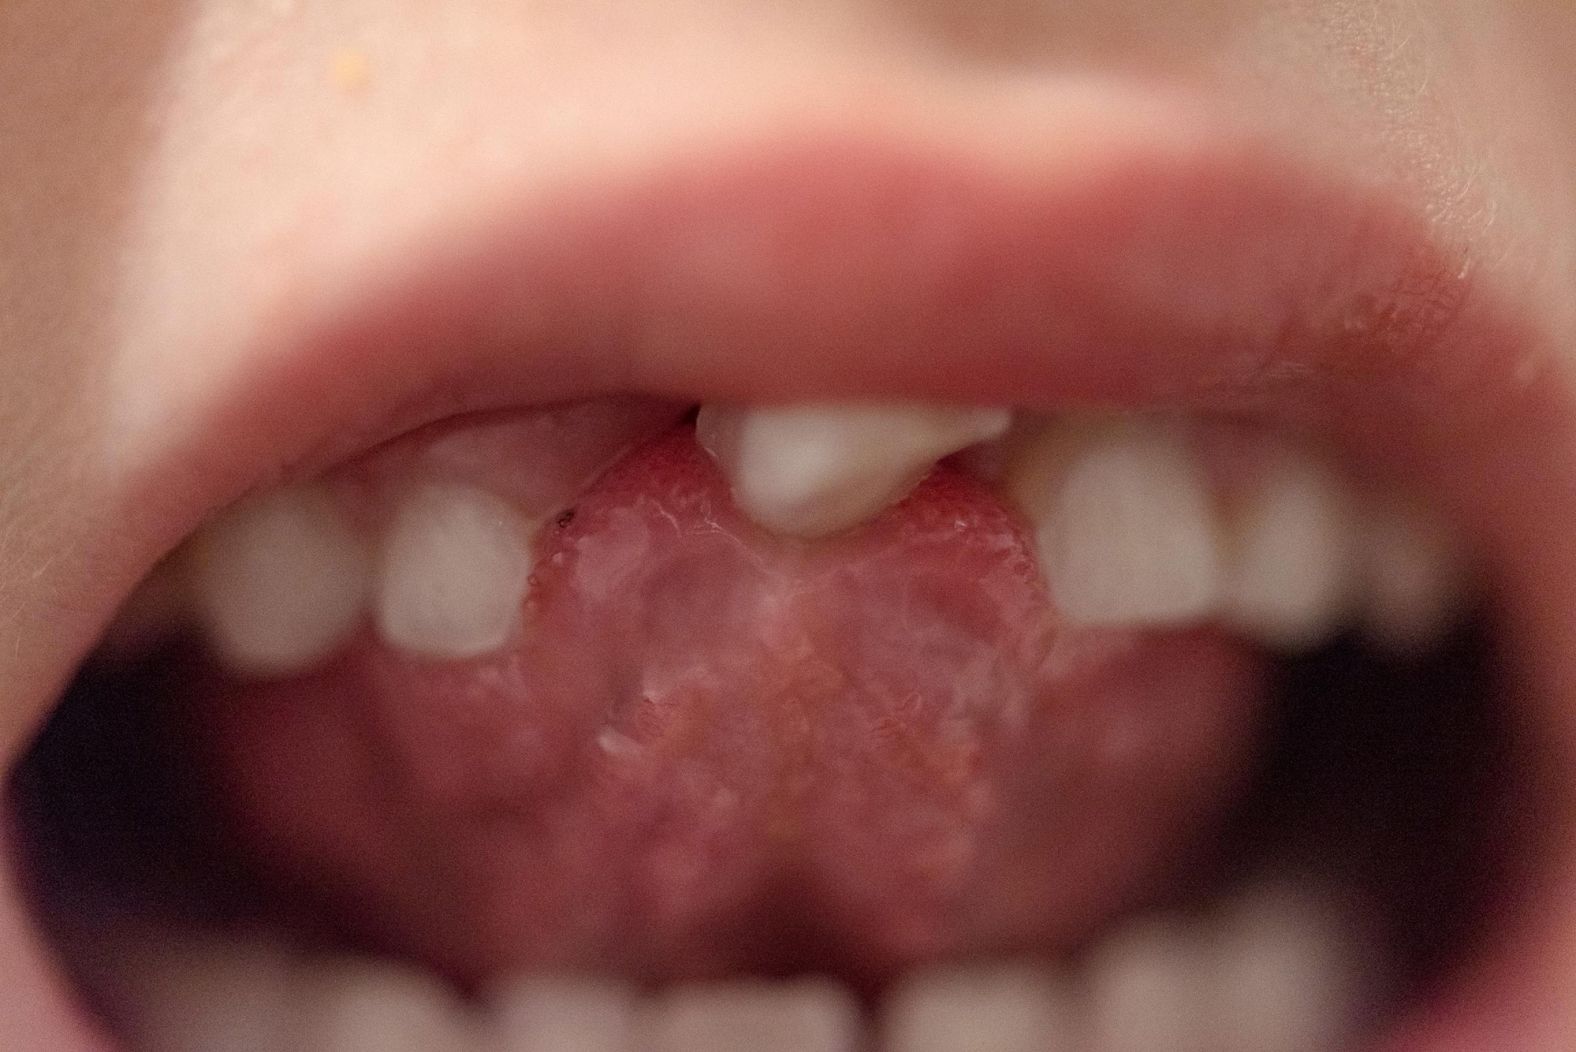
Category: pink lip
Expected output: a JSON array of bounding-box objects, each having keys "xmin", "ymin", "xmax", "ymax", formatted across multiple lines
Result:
[{"xmin": 45, "ymin": 122, "xmax": 1576, "ymax": 1048}]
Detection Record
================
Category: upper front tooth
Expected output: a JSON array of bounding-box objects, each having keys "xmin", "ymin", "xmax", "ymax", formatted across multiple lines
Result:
[
  {"xmin": 374, "ymin": 482, "xmax": 533, "ymax": 660},
  {"xmin": 1011, "ymin": 418, "xmax": 1223, "ymax": 626},
  {"xmin": 1220, "ymin": 446, "xmax": 1360, "ymax": 651},
  {"xmin": 1085, "ymin": 917, "xmax": 1213, "ymax": 1052},
  {"xmin": 296, "ymin": 958, "xmax": 476, "ymax": 1052},
  {"xmin": 697, "ymin": 403, "xmax": 1012, "ymax": 538},
  {"xmin": 191, "ymin": 486, "xmax": 371, "ymax": 677}
]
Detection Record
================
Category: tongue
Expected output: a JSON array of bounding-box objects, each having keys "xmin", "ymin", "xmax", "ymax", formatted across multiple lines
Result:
[{"xmin": 181, "ymin": 425, "xmax": 1266, "ymax": 988}]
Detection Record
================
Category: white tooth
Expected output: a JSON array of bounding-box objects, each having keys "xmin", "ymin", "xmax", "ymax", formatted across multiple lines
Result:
[
  {"xmin": 697, "ymin": 402, "xmax": 1012, "ymax": 538},
  {"xmin": 297, "ymin": 958, "xmax": 475, "ymax": 1052},
  {"xmin": 1210, "ymin": 880, "xmax": 1376, "ymax": 1052},
  {"xmin": 1360, "ymin": 498, "xmax": 1466, "ymax": 654},
  {"xmin": 1013, "ymin": 419, "xmax": 1223, "ymax": 626},
  {"xmin": 105, "ymin": 932, "xmax": 299, "ymax": 1052},
  {"xmin": 191, "ymin": 486, "xmax": 370, "ymax": 676},
  {"xmin": 375, "ymin": 482, "xmax": 533, "ymax": 659},
  {"xmin": 1221, "ymin": 446, "xmax": 1360, "ymax": 651},
  {"xmin": 881, "ymin": 962, "xmax": 1080, "ymax": 1052},
  {"xmin": 642, "ymin": 979, "xmax": 861, "ymax": 1052},
  {"xmin": 488, "ymin": 975, "xmax": 639, "ymax": 1052},
  {"xmin": 1085, "ymin": 917, "xmax": 1212, "ymax": 1052}
]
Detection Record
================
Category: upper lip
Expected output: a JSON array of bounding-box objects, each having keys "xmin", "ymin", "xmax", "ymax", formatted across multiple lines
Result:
[{"xmin": 47, "ymin": 114, "xmax": 1576, "ymax": 1047}]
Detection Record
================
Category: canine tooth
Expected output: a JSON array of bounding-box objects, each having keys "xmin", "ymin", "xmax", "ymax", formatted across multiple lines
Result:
[
  {"xmin": 881, "ymin": 962, "xmax": 1079, "ymax": 1052},
  {"xmin": 297, "ymin": 958, "xmax": 475, "ymax": 1052},
  {"xmin": 1360, "ymin": 499, "xmax": 1465, "ymax": 653},
  {"xmin": 1013, "ymin": 419, "xmax": 1223, "ymax": 626},
  {"xmin": 697, "ymin": 402, "xmax": 1012, "ymax": 538},
  {"xmin": 1221, "ymin": 446, "xmax": 1359, "ymax": 651},
  {"xmin": 642, "ymin": 979, "xmax": 861, "ymax": 1052},
  {"xmin": 1211, "ymin": 881, "xmax": 1373, "ymax": 1052},
  {"xmin": 1085, "ymin": 918, "xmax": 1212, "ymax": 1052},
  {"xmin": 489, "ymin": 976, "xmax": 639, "ymax": 1052},
  {"xmin": 375, "ymin": 482, "xmax": 533, "ymax": 659},
  {"xmin": 191, "ymin": 486, "xmax": 370, "ymax": 676}
]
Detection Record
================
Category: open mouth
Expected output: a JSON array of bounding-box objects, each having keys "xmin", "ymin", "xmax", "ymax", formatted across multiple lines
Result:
[{"xmin": 7, "ymin": 124, "xmax": 1575, "ymax": 1050}]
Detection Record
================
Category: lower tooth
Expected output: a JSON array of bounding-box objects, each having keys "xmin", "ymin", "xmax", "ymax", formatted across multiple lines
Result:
[
  {"xmin": 374, "ymin": 482, "xmax": 533, "ymax": 660},
  {"xmin": 488, "ymin": 976, "xmax": 640, "ymax": 1052},
  {"xmin": 191, "ymin": 486, "xmax": 371, "ymax": 677},
  {"xmin": 1014, "ymin": 419, "xmax": 1224, "ymax": 626},
  {"xmin": 641, "ymin": 980, "xmax": 862, "ymax": 1052},
  {"xmin": 1084, "ymin": 918, "xmax": 1213, "ymax": 1052},
  {"xmin": 297, "ymin": 958, "xmax": 476, "ymax": 1052},
  {"xmin": 881, "ymin": 962, "xmax": 1079, "ymax": 1052},
  {"xmin": 1210, "ymin": 881, "xmax": 1376, "ymax": 1052}
]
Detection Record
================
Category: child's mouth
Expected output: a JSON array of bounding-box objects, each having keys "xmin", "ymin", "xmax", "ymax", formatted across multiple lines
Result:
[{"xmin": 11, "ymin": 126, "xmax": 1575, "ymax": 1050}]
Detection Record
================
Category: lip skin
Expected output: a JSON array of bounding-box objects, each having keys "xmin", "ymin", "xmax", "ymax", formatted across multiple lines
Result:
[{"xmin": 8, "ymin": 88, "xmax": 1576, "ymax": 1052}]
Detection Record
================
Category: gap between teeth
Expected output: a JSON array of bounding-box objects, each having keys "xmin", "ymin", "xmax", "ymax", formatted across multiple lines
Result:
[
  {"xmin": 93, "ymin": 873, "xmax": 1383, "ymax": 1052},
  {"xmin": 121, "ymin": 403, "xmax": 1470, "ymax": 678}
]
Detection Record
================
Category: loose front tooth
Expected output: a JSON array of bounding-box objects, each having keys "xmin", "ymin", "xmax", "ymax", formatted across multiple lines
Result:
[
  {"xmin": 642, "ymin": 979, "xmax": 861, "ymax": 1052},
  {"xmin": 697, "ymin": 403, "xmax": 1012, "ymax": 538},
  {"xmin": 191, "ymin": 486, "xmax": 371, "ymax": 676},
  {"xmin": 881, "ymin": 962, "xmax": 1080, "ymax": 1052},
  {"xmin": 297, "ymin": 958, "xmax": 475, "ymax": 1052},
  {"xmin": 1220, "ymin": 446, "xmax": 1359, "ymax": 651},
  {"xmin": 488, "ymin": 976, "xmax": 639, "ymax": 1052},
  {"xmin": 375, "ymin": 482, "xmax": 533, "ymax": 659},
  {"xmin": 1210, "ymin": 881, "xmax": 1375, "ymax": 1052},
  {"xmin": 1013, "ymin": 419, "xmax": 1223, "ymax": 626},
  {"xmin": 1360, "ymin": 499, "xmax": 1466, "ymax": 654},
  {"xmin": 1085, "ymin": 918, "xmax": 1212, "ymax": 1052}
]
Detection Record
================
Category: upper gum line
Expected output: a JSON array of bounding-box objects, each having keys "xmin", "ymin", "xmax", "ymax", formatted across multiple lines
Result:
[{"xmin": 103, "ymin": 400, "xmax": 1470, "ymax": 679}]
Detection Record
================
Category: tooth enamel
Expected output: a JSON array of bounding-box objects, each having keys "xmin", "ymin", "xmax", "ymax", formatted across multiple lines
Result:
[
  {"xmin": 1085, "ymin": 918, "xmax": 1212, "ymax": 1052},
  {"xmin": 374, "ymin": 482, "xmax": 533, "ymax": 660},
  {"xmin": 642, "ymin": 980, "xmax": 861, "ymax": 1052},
  {"xmin": 298, "ymin": 959, "xmax": 475, "ymax": 1052},
  {"xmin": 1211, "ymin": 881, "xmax": 1374, "ymax": 1052},
  {"xmin": 1013, "ymin": 419, "xmax": 1223, "ymax": 626},
  {"xmin": 881, "ymin": 963, "xmax": 1079, "ymax": 1052},
  {"xmin": 100, "ymin": 931, "xmax": 299, "ymax": 1052},
  {"xmin": 489, "ymin": 976, "xmax": 640, "ymax": 1052},
  {"xmin": 1360, "ymin": 499, "xmax": 1466, "ymax": 654},
  {"xmin": 191, "ymin": 486, "xmax": 371, "ymax": 676},
  {"xmin": 697, "ymin": 402, "xmax": 1012, "ymax": 538},
  {"xmin": 1220, "ymin": 446, "xmax": 1359, "ymax": 651}
]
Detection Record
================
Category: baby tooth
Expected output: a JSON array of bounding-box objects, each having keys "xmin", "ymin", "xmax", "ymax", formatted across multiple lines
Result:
[
  {"xmin": 375, "ymin": 483, "xmax": 533, "ymax": 660},
  {"xmin": 881, "ymin": 963, "xmax": 1080, "ymax": 1052},
  {"xmin": 1360, "ymin": 499, "xmax": 1466, "ymax": 654},
  {"xmin": 1221, "ymin": 447, "xmax": 1359, "ymax": 651},
  {"xmin": 296, "ymin": 958, "xmax": 475, "ymax": 1052},
  {"xmin": 1085, "ymin": 918, "xmax": 1213, "ymax": 1052},
  {"xmin": 697, "ymin": 402, "xmax": 1012, "ymax": 538},
  {"xmin": 1015, "ymin": 420, "xmax": 1223, "ymax": 626},
  {"xmin": 489, "ymin": 976, "xmax": 640, "ymax": 1052},
  {"xmin": 642, "ymin": 980, "xmax": 861, "ymax": 1052},
  {"xmin": 191, "ymin": 486, "xmax": 370, "ymax": 677}
]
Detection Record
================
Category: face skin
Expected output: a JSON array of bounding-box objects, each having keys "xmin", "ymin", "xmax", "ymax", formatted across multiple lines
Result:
[{"xmin": 3, "ymin": 0, "xmax": 1576, "ymax": 1048}]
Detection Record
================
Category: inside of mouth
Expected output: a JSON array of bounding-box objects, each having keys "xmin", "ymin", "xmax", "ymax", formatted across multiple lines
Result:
[{"xmin": 5, "ymin": 397, "xmax": 1523, "ymax": 1051}]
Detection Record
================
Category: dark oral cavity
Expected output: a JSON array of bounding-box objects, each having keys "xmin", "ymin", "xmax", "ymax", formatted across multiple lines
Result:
[{"xmin": 168, "ymin": 422, "xmax": 1265, "ymax": 989}]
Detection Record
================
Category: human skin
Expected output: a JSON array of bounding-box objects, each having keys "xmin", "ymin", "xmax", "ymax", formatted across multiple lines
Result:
[{"xmin": 2, "ymin": 0, "xmax": 1576, "ymax": 1048}]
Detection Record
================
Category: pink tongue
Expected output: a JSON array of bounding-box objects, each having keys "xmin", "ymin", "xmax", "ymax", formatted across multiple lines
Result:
[{"xmin": 186, "ymin": 426, "xmax": 1266, "ymax": 986}]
